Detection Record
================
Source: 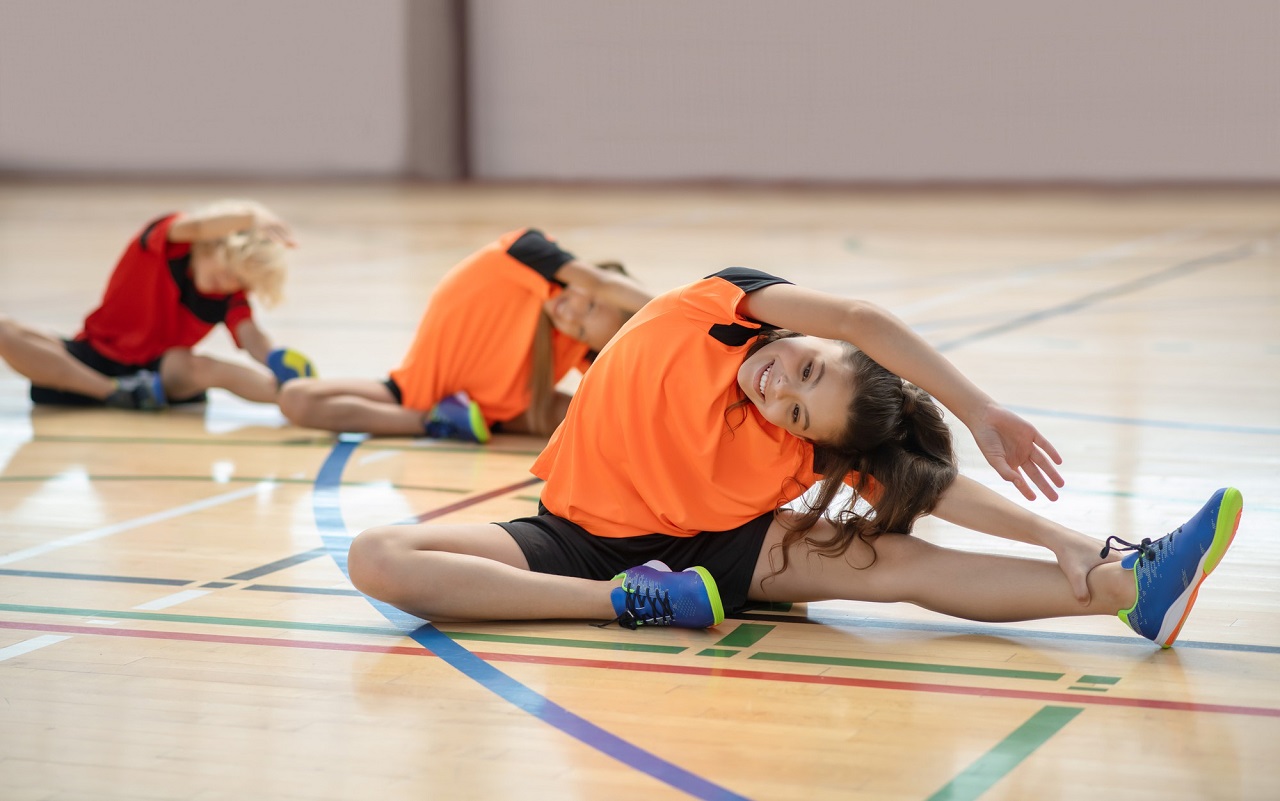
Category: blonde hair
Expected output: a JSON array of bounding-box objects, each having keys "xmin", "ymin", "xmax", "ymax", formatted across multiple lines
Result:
[{"xmin": 190, "ymin": 200, "xmax": 288, "ymax": 307}]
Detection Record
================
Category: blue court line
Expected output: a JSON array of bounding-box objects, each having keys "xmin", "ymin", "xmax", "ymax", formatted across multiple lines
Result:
[
  {"xmin": 934, "ymin": 241, "xmax": 1255, "ymax": 353},
  {"xmin": 313, "ymin": 434, "xmax": 750, "ymax": 801},
  {"xmin": 1006, "ymin": 405, "xmax": 1280, "ymax": 437},
  {"xmin": 736, "ymin": 612, "xmax": 1280, "ymax": 655}
]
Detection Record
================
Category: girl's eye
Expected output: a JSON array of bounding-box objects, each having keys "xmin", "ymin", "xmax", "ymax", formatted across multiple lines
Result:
[
  {"xmin": 802, "ymin": 362, "xmax": 812, "ymax": 380},
  {"xmin": 792, "ymin": 404, "xmax": 800, "ymax": 423}
]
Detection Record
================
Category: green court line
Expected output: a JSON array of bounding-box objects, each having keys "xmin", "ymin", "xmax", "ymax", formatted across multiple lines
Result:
[
  {"xmin": 449, "ymin": 631, "xmax": 684, "ymax": 654},
  {"xmin": 1076, "ymin": 674, "xmax": 1120, "ymax": 685},
  {"xmin": 21, "ymin": 433, "xmax": 544, "ymax": 457},
  {"xmin": 697, "ymin": 648, "xmax": 741, "ymax": 658},
  {"xmin": 0, "ymin": 474, "xmax": 471, "ymax": 494},
  {"xmin": 750, "ymin": 651, "xmax": 1064, "ymax": 681},
  {"xmin": 1068, "ymin": 686, "xmax": 1109, "ymax": 693},
  {"xmin": 0, "ymin": 603, "xmax": 685, "ymax": 655},
  {"xmin": 926, "ymin": 706, "xmax": 1082, "ymax": 801},
  {"xmin": 713, "ymin": 623, "xmax": 775, "ymax": 648}
]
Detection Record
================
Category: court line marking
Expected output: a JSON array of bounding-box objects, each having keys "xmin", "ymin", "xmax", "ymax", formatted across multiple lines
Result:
[
  {"xmin": 313, "ymin": 437, "xmax": 751, "ymax": 801},
  {"xmin": 132, "ymin": 589, "xmax": 211, "ymax": 611},
  {"xmin": 925, "ymin": 706, "xmax": 1083, "ymax": 801},
  {"xmin": 1006, "ymin": 405, "xmax": 1280, "ymax": 437},
  {"xmin": 0, "ymin": 633, "xmax": 70, "ymax": 662},
  {"xmin": 2, "ymin": 619, "xmax": 1276, "ymax": 720},
  {"xmin": 934, "ymin": 240, "xmax": 1258, "ymax": 353},
  {"xmin": 893, "ymin": 227, "xmax": 1200, "ymax": 317},
  {"xmin": 0, "ymin": 483, "xmax": 267, "ymax": 566}
]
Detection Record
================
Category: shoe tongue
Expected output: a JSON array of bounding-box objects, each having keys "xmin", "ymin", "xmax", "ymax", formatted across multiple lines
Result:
[{"xmin": 1120, "ymin": 551, "xmax": 1141, "ymax": 571}]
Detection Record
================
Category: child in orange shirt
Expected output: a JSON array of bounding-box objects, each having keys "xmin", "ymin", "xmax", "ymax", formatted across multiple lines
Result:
[
  {"xmin": 348, "ymin": 268, "xmax": 1241, "ymax": 650},
  {"xmin": 279, "ymin": 229, "xmax": 651, "ymax": 441},
  {"xmin": 0, "ymin": 200, "xmax": 314, "ymax": 410}
]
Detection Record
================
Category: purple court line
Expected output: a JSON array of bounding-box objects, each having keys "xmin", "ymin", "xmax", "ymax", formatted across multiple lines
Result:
[{"xmin": 315, "ymin": 437, "xmax": 751, "ymax": 801}]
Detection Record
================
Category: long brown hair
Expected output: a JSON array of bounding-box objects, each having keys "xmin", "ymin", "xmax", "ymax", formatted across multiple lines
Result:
[
  {"xmin": 525, "ymin": 261, "xmax": 633, "ymax": 436},
  {"xmin": 739, "ymin": 330, "xmax": 958, "ymax": 577}
]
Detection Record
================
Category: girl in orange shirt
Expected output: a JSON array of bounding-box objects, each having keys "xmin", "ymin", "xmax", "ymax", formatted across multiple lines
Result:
[
  {"xmin": 280, "ymin": 229, "xmax": 651, "ymax": 440},
  {"xmin": 348, "ymin": 269, "xmax": 1240, "ymax": 649}
]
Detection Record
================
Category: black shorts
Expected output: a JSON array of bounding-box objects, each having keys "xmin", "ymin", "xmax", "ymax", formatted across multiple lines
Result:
[
  {"xmin": 498, "ymin": 506, "xmax": 773, "ymax": 614},
  {"xmin": 30, "ymin": 339, "xmax": 207, "ymax": 406}
]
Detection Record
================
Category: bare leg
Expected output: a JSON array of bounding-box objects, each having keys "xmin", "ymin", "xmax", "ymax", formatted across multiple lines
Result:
[
  {"xmin": 278, "ymin": 377, "xmax": 427, "ymax": 434},
  {"xmin": 159, "ymin": 348, "xmax": 278, "ymax": 403},
  {"xmin": 348, "ymin": 523, "xmax": 616, "ymax": 622},
  {"xmin": 748, "ymin": 511, "xmax": 1136, "ymax": 622},
  {"xmin": 0, "ymin": 315, "xmax": 114, "ymax": 398}
]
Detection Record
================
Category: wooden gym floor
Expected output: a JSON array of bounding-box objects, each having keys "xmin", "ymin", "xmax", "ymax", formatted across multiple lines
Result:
[{"xmin": 0, "ymin": 181, "xmax": 1277, "ymax": 800}]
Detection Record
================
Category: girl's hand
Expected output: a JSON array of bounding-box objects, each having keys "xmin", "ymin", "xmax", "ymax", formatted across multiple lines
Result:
[
  {"xmin": 969, "ymin": 404, "xmax": 1064, "ymax": 501},
  {"xmin": 1052, "ymin": 530, "xmax": 1121, "ymax": 604},
  {"xmin": 252, "ymin": 210, "xmax": 298, "ymax": 248}
]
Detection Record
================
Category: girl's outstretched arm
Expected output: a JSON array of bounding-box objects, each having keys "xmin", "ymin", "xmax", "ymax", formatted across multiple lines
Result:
[
  {"xmin": 168, "ymin": 201, "xmax": 297, "ymax": 247},
  {"xmin": 554, "ymin": 259, "xmax": 653, "ymax": 314},
  {"xmin": 740, "ymin": 282, "xmax": 1064, "ymax": 500}
]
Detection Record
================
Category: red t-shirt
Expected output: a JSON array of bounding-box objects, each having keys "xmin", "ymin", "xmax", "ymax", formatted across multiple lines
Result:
[
  {"xmin": 77, "ymin": 214, "xmax": 252, "ymax": 365},
  {"xmin": 389, "ymin": 229, "xmax": 591, "ymax": 423},
  {"xmin": 533, "ymin": 268, "xmax": 865, "ymax": 538}
]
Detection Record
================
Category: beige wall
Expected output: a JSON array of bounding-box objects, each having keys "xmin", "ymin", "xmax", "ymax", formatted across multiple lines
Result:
[
  {"xmin": 1, "ymin": 0, "xmax": 1276, "ymax": 181},
  {"xmin": 0, "ymin": 0, "xmax": 420, "ymax": 177},
  {"xmin": 467, "ymin": 0, "xmax": 1280, "ymax": 182}
]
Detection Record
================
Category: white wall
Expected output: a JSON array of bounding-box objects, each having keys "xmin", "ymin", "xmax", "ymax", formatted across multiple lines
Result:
[
  {"xmin": 2, "ymin": 0, "xmax": 1276, "ymax": 182},
  {"xmin": 467, "ymin": 0, "xmax": 1280, "ymax": 182},
  {"xmin": 0, "ymin": 0, "xmax": 408, "ymax": 176}
]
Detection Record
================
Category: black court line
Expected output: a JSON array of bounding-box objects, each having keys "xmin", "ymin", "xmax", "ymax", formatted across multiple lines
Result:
[
  {"xmin": 0, "ymin": 568, "xmax": 190, "ymax": 586},
  {"xmin": 224, "ymin": 548, "xmax": 329, "ymax": 581},
  {"xmin": 934, "ymin": 241, "xmax": 1256, "ymax": 353}
]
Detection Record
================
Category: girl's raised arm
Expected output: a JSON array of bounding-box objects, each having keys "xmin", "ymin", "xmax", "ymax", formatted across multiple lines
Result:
[{"xmin": 740, "ymin": 282, "xmax": 1064, "ymax": 501}]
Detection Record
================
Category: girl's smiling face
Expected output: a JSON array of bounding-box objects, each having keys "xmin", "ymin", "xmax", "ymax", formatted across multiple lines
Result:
[{"xmin": 736, "ymin": 335, "xmax": 855, "ymax": 443}]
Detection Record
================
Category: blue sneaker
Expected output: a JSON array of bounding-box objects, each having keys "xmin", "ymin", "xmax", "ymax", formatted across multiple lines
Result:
[
  {"xmin": 423, "ymin": 392, "xmax": 490, "ymax": 443},
  {"xmin": 1105, "ymin": 487, "xmax": 1243, "ymax": 648},
  {"xmin": 106, "ymin": 369, "xmax": 167, "ymax": 411},
  {"xmin": 607, "ymin": 561, "xmax": 724, "ymax": 629}
]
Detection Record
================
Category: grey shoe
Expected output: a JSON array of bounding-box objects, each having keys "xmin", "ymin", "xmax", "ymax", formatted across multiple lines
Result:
[{"xmin": 106, "ymin": 370, "xmax": 168, "ymax": 411}]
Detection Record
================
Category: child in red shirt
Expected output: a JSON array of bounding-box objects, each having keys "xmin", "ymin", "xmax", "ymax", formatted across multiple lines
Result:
[
  {"xmin": 278, "ymin": 228, "xmax": 650, "ymax": 441},
  {"xmin": 0, "ymin": 200, "xmax": 314, "ymax": 410}
]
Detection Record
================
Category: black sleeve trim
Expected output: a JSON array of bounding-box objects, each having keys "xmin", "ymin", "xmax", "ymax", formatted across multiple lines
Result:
[
  {"xmin": 167, "ymin": 254, "xmax": 231, "ymax": 324},
  {"xmin": 137, "ymin": 217, "xmax": 167, "ymax": 252},
  {"xmin": 704, "ymin": 267, "xmax": 791, "ymax": 294},
  {"xmin": 704, "ymin": 267, "xmax": 791, "ymax": 346},
  {"xmin": 507, "ymin": 229, "xmax": 575, "ymax": 285}
]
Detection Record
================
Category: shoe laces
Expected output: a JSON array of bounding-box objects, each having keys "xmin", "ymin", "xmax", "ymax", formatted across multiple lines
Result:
[
  {"xmin": 597, "ymin": 586, "xmax": 674, "ymax": 630},
  {"xmin": 1100, "ymin": 529, "xmax": 1177, "ymax": 562}
]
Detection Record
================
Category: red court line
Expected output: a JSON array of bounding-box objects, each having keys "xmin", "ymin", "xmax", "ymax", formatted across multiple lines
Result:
[
  {"xmin": 5, "ymin": 618, "xmax": 1277, "ymax": 720},
  {"xmin": 410, "ymin": 477, "xmax": 543, "ymax": 522}
]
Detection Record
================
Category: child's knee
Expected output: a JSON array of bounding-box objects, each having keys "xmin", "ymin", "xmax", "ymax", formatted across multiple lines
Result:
[
  {"xmin": 348, "ymin": 526, "xmax": 403, "ymax": 599},
  {"xmin": 276, "ymin": 379, "xmax": 315, "ymax": 424}
]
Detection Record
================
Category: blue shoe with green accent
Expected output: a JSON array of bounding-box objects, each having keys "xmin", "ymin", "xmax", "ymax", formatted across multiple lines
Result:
[
  {"xmin": 423, "ymin": 392, "xmax": 490, "ymax": 443},
  {"xmin": 1106, "ymin": 487, "xmax": 1243, "ymax": 648},
  {"xmin": 607, "ymin": 561, "xmax": 724, "ymax": 630}
]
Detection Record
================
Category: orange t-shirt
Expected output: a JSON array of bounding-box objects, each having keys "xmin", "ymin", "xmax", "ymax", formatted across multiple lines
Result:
[
  {"xmin": 533, "ymin": 268, "xmax": 846, "ymax": 538},
  {"xmin": 389, "ymin": 229, "xmax": 591, "ymax": 423}
]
